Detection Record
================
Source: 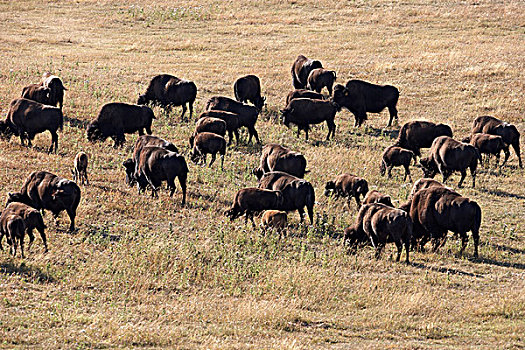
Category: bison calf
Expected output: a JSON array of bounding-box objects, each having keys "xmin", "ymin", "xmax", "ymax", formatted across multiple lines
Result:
[
  {"xmin": 464, "ymin": 133, "xmax": 509, "ymax": 168},
  {"xmin": 0, "ymin": 214, "xmax": 26, "ymax": 258},
  {"xmin": 324, "ymin": 174, "xmax": 368, "ymax": 207},
  {"xmin": 1, "ymin": 202, "xmax": 48, "ymax": 254},
  {"xmin": 189, "ymin": 117, "xmax": 227, "ymax": 147},
  {"xmin": 190, "ymin": 132, "xmax": 227, "ymax": 169},
  {"xmin": 307, "ymin": 68, "xmax": 337, "ymax": 95},
  {"xmin": 260, "ymin": 210, "xmax": 288, "ymax": 236},
  {"xmin": 363, "ymin": 190, "xmax": 393, "ymax": 207},
  {"xmin": 72, "ymin": 151, "xmax": 89, "ymax": 185},
  {"xmin": 380, "ymin": 146, "xmax": 414, "ymax": 182},
  {"xmin": 234, "ymin": 75, "xmax": 265, "ymax": 110}
]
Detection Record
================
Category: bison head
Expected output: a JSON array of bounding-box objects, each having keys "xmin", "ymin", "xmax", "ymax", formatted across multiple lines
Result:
[
  {"xmin": 5, "ymin": 192, "xmax": 30, "ymax": 208},
  {"xmin": 86, "ymin": 122, "xmax": 104, "ymax": 142},
  {"xmin": 252, "ymin": 167, "xmax": 264, "ymax": 180},
  {"xmin": 343, "ymin": 225, "xmax": 368, "ymax": 249},
  {"xmin": 355, "ymin": 179, "xmax": 369, "ymax": 197},
  {"xmin": 324, "ymin": 180, "xmax": 336, "ymax": 196},
  {"xmin": 332, "ymin": 84, "xmax": 350, "ymax": 107},
  {"xmin": 137, "ymin": 94, "xmax": 148, "ymax": 105},
  {"xmin": 280, "ymin": 108, "xmax": 292, "ymax": 127},
  {"xmin": 0, "ymin": 121, "xmax": 14, "ymax": 140},
  {"xmin": 122, "ymin": 159, "xmax": 136, "ymax": 186},
  {"xmin": 420, "ymin": 157, "xmax": 438, "ymax": 178},
  {"xmin": 224, "ymin": 208, "xmax": 239, "ymax": 221}
]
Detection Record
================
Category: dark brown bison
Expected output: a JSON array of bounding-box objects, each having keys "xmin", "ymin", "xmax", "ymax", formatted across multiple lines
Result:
[
  {"xmin": 345, "ymin": 203, "xmax": 412, "ymax": 263},
  {"xmin": 189, "ymin": 117, "xmax": 226, "ymax": 147},
  {"xmin": 0, "ymin": 202, "xmax": 47, "ymax": 254},
  {"xmin": 205, "ymin": 97, "xmax": 260, "ymax": 144},
  {"xmin": 225, "ymin": 188, "xmax": 284, "ymax": 227},
  {"xmin": 0, "ymin": 214, "xmax": 26, "ymax": 257},
  {"xmin": 258, "ymin": 172, "xmax": 315, "ymax": 224},
  {"xmin": 291, "ymin": 55, "xmax": 323, "ymax": 89},
  {"xmin": 253, "ymin": 144, "xmax": 307, "ymax": 180},
  {"xmin": 280, "ymin": 98, "xmax": 339, "ymax": 140},
  {"xmin": 409, "ymin": 186, "xmax": 481, "ymax": 257},
  {"xmin": 420, "ymin": 136, "xmax": 481, "ymax": 188},
  {"xmin": 394, "ymin": 120, "xmax": 453, "ymax": 159},
  {"xmin": 72, "ymin": 152, "xmax": 89, "ymax": 186},
  {"xmin": 134, "ymin": 146, "xmax": 188, "ymax": 205},
  {"xmin": 87, "ymin": 102, "xmax": 155, "ymax": 147},
  {"xmin": 198, "ymin": 110, "xmax": 241, "ymax": 145},
  {"xmin": 471, "ymin": 116, "xmax": 522, "ymax": 168},
  {"xmin": 21, "ymin": 84, "xmax": 50, "ymax": 105},
  {"xmin": 463, "ymin": 133, "xmax": 509, "ymax": 168},
  {"xmin": 0, "ymin": 98, "xmax": 63, "ymax": 153},
  {"xmin": 190, "ymin": 132, "xmax": 227, "ymax": 169},
  {"xmin": 380, "ymin": 146, "xmax": 414, "ymax": 182},
  {"xmin": 285, "ymin": 89, "xmax": 325, "ymax": 105},
  {"xmin": 324, "ymin": 174, "xmax": 368, "ymax": 207},
  {"xmin": 307, "ymin": 68, "xmax": 337, "ymax": 95},
  {"xmin": 123, "ymin": 135, "xmax": 179, "ymax": 187},
  {"xmin": 137, "ymin": 74, "xmax": 197, "ymax": 120},
  {"xmin": 363, "ymin": 190, "xmax": 393, "ymax": 207},
  {"xmin": 234, "ymin": 75, "xmax": 265, "ymax": 110},
  {"xmin": 6, "ymin": 171, "xmax": 81, "ymax": 232},
  {"xmin": 332, "ymin": 80, "xmax": 399, "ymax": 127},
  {"xmin": 41, "ymin": 73, "xmax": 67, "ymax": 110}
]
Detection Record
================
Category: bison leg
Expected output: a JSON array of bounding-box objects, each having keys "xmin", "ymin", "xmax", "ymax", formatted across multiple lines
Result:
[
  {"xmin": 19, "ymin": 234, "xmax": 24, "ymax": 258},
  {"xmin": 511, "ymin": 141, "xmax": 522, "ymax": 168},
  {"xmin": 297, "ymin": 207, "xmax": 305, "ymax": 223},
  {"xmin": 189, "ymin": 100, "xmax": 194, "ymax": 119},
  {"xmin": 459, "ymin": 232, "xmax": 469, "ymax": 256},
  {"xmin": 387, "ymin": 165, "xmax": 393, "ymax": 178},
  {"xmin": 395, "ymin": 241, "xmax": 403, "ymax": 262},
  {"xmin": 248, "ymin": 126, "xmax": 260, "ymax": 144},
  {"xmin": 168, "ymin": 178, "xmax": 176, "ymax": 197},
  {"xmin": 37, "ymin": 227, "xmax": 48, "ymax": 253},
  {"xmin": 472, "ymin": 228, "xmax": 479, "ymax": 258},
  {"xmin": 138, "ymin": 128, "xmax": 144, "ymax": 136},
  {"xmin": 209, "ymin": 153, "xmax": 216, "ymax": 167},
  {"xmin": 48, "ymin": 131, "xmax": 58, "ymax": 153},
  {"xmin": 404, "ymin": 165, "xmax": 412, "ymax": 182},
  {"xmin": 326, "ymin": 120, "xmax": 336, "ymax": 140},
  {"xmin": 387, "ymin": 106, "xmax": 398, "ymax": 127},
  {"xmin": 500, "ymin": 147, "xmax": 510, "ymax": 167},
  {"xmin": 180, "ymin": 104, "xmax": 187, "ymax": 122},
  {"xmin": 178, "ymin": 174, "xmax": 187, "ymax": 206},
  {"xmin": 66, "ymin": 209, "xmax": 76, "ymax": 232},
  {"xmin": 220, "ymin": 154, "xmax": 225, "ymax": 170},
  {"xmin": 26, "ymin": 229, "xmax": 35, "ymax": 251},
  {"xmin": 405, "ymin": 239, "xmax": 410, "ymax": 264}
]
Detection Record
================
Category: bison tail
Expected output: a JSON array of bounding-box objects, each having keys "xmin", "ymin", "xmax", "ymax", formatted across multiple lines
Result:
[
  {"xmin": 58, "ymin": 111, "xmax": 64, "ymax": 131},
  {"xmin": 332, "ymin": 71, "xmax": 337, "ymax": 81}
]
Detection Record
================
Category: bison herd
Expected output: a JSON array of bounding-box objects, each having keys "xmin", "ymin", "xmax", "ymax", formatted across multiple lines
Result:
[{"xmin": 0, "ymin": 55, "xmax": 522, "ymax": 264}]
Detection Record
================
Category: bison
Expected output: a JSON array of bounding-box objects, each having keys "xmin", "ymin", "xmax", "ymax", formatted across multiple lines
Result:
[
  {"xmin": 380, "ymin": 146, "xmax": 414, "ymax": 182},
  {"xmin": 463, "ymin": 133, "xmax": 509, "ymax": 168},
  {"xmin": 6, "ymin": 171, "xmax": 81, "ymax": 232},
  {"xmin": 0, "ymin": 214, "xmax": 26, "ymax": 258},
  {"xmin": 190, "ymin": 132, "xmax": 227, "ymax": 169},
  {"xmin": 394, "ymin": 120, "xmax": 453, "ymax": 160},
  {"xmin": 471, "ymin": 116, "xmax": 521, "ymax": 168},
  {"xmin": 72, "ymin": 152, "xmax": 89, "ymax": 186},
  {"xmin": 307, "ymin": 68, "xmax": 337, "ymax": 95},
  {"xmin": 253, "ymin": 143, "xmax": 307, "ymax": 180},
  {"xmin": 198, "ymin": 110, "xmax": 241, "ymax": 145},
  {"xmin": 1, "ymin": 202, "xmax": 47, "ymax": 254},
  {"xmin": 332, "ymin": 80, "xmax": 399, "ymax": 127},
  {"xmin": 225, "ymin": 188, "xmax": 284, "ymax": 227},
  {"xmin": 409, "ymin": 186, "xmax": 481, "ymax": 257},
  {"xmin": 324, "ymin": 174, "xmax": 368, "ymax": 207},
  {"xmin": 189, "ymin": 117, "xmax": 226, "ymax": 147},
  {"xmin": 137, "ymin": 74, "xmax": 197, "ymax": 121},
  {"xmin": 205, "ymin": 96, "xmax": 260, "ymax": 144},
  {"xmin": 291, "ymin": 55, "xmax": 323, "ymax": 89},
  {"xmin": 0, "ymin": 98, "xmax": 63, "ymax": 153},
  {"xmin": 285, "ymin": 89, "xmax": 325, "ymax": 105},
  {"xmin": 234, "ymin": 74, "xmax": 265, "ymax": 110},
  {"xmin": 260, "ymin": 210, "xmax": 288, "ymax": 236},
  {"xmin": 258, "ymin": 172, "xmax": 315, "ymax": 224},
  {"xmin": 21, "ymin": 84, "xmax": 50, "ymax": 105},
  {"xmin": 362, "ymin": 190, "xmax": 393, "ymax": 207},
  {"xmin": 134, "ymin": 146, "xmax": 188, "ymax": 205},
  {"xmin": 420, "ymin": 136, "xmax": 481, "ymax": 188},
  {"xmin": 41, "ymin": 73, "xmax": 67, "ymax": 109},
  {"xmin": 280, "ymin": 98, "xmax": 339, "ymax": 140},
  {"xmin": 87, "ymin": 102, "xmax": 155, "ymax": 147}
]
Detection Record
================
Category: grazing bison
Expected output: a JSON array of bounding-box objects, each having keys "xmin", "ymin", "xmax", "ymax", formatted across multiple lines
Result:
[
  {"xmin": 21, "ymin": 84, "xmax": 50, "ymax": 105},
  {"xmin": 324, "ymin": 174, "xmax": 368, "ymax": 207},
  {"xmin": 234, "ymin": 75, "xmax": 265, "ymax": 110},
  {"xmin": 291, "ymin": 55, "xmax": 323, "ymax": 89},
  {"xmin": 409, "ymin": 186, "xmax": 481, "ymax": 257},
  {"xmin": 72, "ymin": 152, "xmax": 89, "ymax": 186},
  {"xmin": 134, "ymin": 146, "xmax": 188, "ymax": 205},
  {"xmin": 123, "ymin": 135, "xmax": 179, "ymax": 187},
  {"xmin": 463, "ymin": 133, "xmax": 509, "ymax": 168},
  {"xmin": 307, "ymin": 68, "xmax": 337, "ymax": 95},
  {"xmin": 205, "ymin": 96, "xmax": 260, "ymax": 144},
  {"xmin": 258, "ymin": 172, "xmax": 315, "ymax": 224},
  {"xmin": 285, "ymin": 89, "xmax": 325, "ymax": 105},
  {"xmin": 347, "ymin": 203, "xmax": 412, "ymax": 263},
  {"xmin": 198, "ymin": 110, "xmax": 241, "ymax": 145},
  {"xmin": 225, "ymin": 188, "xmax": 284, "ymax": 227},
  {"xmin": 137, "ymin": 74, "xmax": 197, "ymax": 121},
  {"xmin": 332, "ymin": 80, "xmax": 399, "ymax": 127},
  {"xmin": 280, "ymin": 98, "xmax": 339, "ymax": 140},
  {"xmin": 6, "ymin": 171, "xmax": 81, "ymax": 232},
  {"xmin": 394, "ymin": 120, "xmax": 453, "ymax": 160},
  {"xmin": 260, "ymin": 210, "xmax": 288, "ymax": 236},
  {"xmin": 87, "ymin": 102, "xmax": 155, "ymax": 147},
  {"xmin": 1, "ymin": 202, "xmax": 47, "ymax": 254},
  {"xmin": 420, "ymin": 136, "xmax": 481, "ymax": 188},
  {"xmin": 0, "ymin": 98, "xmax": 63, "ymax": 153},
  {"xmin": 41, "ymin": 73, "xmax": 67, "ymax": 109},
  {"xmin": 189, "ymin": 117, "xmax": 226, "ymax": 147},
  {"xmin": 190, "ymin": 132, "xmax": 227, "ymax": 169},
  {"xmin": 471, "ymin": 116, "xmax": 522, "ymax": 168},
  {"xmin": 380, "ymin": 146, "xmax": 414, "ymax": 182},
  {"xmin": 363, "ymin": 190, "xmax": 393, "ymax": 207},
  {"xmin": 0, "ymin": 214, "xmax": 26, "ymax": 258},
  {"xmin": 253, "ymin": 143, "xmax": 307, "ymax": 180}
]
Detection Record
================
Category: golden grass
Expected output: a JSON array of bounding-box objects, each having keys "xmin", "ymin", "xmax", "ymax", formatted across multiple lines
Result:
[{"xmin": 0, "ymin": 0, "xmax": 524, "ymax": 348}]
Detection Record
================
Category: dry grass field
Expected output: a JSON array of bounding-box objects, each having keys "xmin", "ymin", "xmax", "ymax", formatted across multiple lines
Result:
[{"xmin": 0, "ymin": 0, "xmax": 524, "ymax": 348}]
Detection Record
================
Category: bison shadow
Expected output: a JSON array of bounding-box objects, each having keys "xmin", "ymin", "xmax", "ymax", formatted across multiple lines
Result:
[
  {"xmin": 469, "ymin": 256, "xmax": 525, "ymax": 270},
  {"xmin": 488, "ymin": 243, "xmax": 525, "ymax": 255},
  {"xmin": 65, "ymin": 115, "xmax": 90, "ymax": 129},
  {"xmin": 349, "ymin": 125, "xmax": 400, "ymax": 140},
  {"xmin": 478, "ymin": 188, "xmax": 525, "ymax": 200},
  {"xmin": 91, "ymin": 183, "xmax": 131, "ymax": 197},
  {"xmin": 0, "ymin": 261, "xmax": 55, "ymax": 283},
  {"xmin": 410, "ymin": 262, "xmax": 484, "ymax": 278}
]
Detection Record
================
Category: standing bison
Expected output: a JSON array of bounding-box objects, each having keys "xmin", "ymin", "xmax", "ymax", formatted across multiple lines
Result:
[
  {"xmin": 41, "ymin": 73, "xmax": 67, "ymax": 110},
  {"xmin": 324, "ymin": 174, "xmax": 369, "ymax": 207},
  {"xmin": 291, "ymin": 55, "xmax": 323, "ymax": 89},
  {"xmin": 394, "ymin": 120, "xmax": 453, "ymax": 160},
  {"xmin": 280, "ymin": 98, "xmax": 339, "ymax": 141},
  {"xmin": 463, "ymin": 133, "xmax": 509, "ymax": 168},
  {"xmin": 0, "ymin": 98, "xmax": 63, "ymax": 153},
  {"xmin": 253, "ymin": 143, "xmax": 307, "ymax": 180},
  {"xmin": 471, "ymin": 116, "xmax": 522, "ymax": 168},
  {"xmin": 332, "ymin": 80, "xmax": 399, "ymax": 127},
  {"xmin": 307, "ymin": 68, "xmax": 337, "ymax": 95},
  {"xmin": 6, "ymin": 171, "xmax": 81, "ymax": 232},
  {"xmin": 87, "ymin": 102, "xmax": 155, "ymax": 147},
  {"xmin": 234, "ymin": 75, "xmax": 265, "ymax": 110},
  {"xmin": 137, "ymin": 74, "xmax": 197, "ymax": 121}
]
